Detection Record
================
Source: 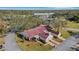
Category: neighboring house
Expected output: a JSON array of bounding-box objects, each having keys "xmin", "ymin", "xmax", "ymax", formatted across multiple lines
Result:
[
  {"xmin": 3, "ymin": 15, "xmax": 12, "ymax": 20},
  {"xmin": 12, "ymin": 15, "xmax": 26, "ymax": 18},
  {"xmin": 18, "ymin": 25, "xmax": 61, "ymax": 45},
  {"xmin": 33, "ymin": 13, "xmax": 54, "ymax": 20},
  {"xmin": 34, "ymin": 13, "xmax": 54, "ymax": 16}
]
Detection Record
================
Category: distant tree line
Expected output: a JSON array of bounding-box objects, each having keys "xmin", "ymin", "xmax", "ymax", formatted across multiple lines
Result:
[{"xmin": 65, "ymin": 15, "xmax": 79, "ymax": 23}]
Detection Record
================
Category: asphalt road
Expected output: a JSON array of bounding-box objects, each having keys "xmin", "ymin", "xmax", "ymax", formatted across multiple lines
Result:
[
  {"xmin": 53, "ymin": 36, "xmax": 79, "ymax": 51},
  {"xmin": 4, "ymin": 33, "xmax": 21, "ymax": 51}
]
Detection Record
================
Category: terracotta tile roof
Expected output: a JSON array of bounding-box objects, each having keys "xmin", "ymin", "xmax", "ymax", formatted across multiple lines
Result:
[
  {"xmin": 24, "ymin": 25, "xmax": 59, "ymax": 39},
  {"xmin": 24, "ymin": 25, "xmax": 49, "ymax": 38},
  {"xmin": 39, "ymin": 32, "xmax": 49, "ymax": 40}
]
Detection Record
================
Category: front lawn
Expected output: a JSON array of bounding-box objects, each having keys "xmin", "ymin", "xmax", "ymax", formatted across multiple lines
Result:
[{"xmin": 16, "ymin": 36, "xmax": 52, "ymax": 51}]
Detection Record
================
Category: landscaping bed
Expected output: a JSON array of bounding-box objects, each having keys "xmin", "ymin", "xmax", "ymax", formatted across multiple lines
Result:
[{"xmin": 53, "ymin": 37, "xmax": 63, "ymax": 42}]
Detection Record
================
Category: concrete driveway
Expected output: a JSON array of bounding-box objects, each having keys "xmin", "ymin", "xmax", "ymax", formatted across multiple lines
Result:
[
  {"xmin": 52, "ymin": 27, "xmax": 79, "ymax": 51},
  {"xmin": 53, "ymin": 36, "xmax": 79, "ymax": 51},
  {"xmin": 4, "ymin": 33, "xmax": 21, "ymax": 51}
]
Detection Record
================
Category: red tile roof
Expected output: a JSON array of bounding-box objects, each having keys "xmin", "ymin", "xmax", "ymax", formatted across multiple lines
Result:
[
  {"xmin": 24, "ymin": 25, "xmax": 49, "ymax": 38},
  {"xmin": 24, "ymin": 25, "xmax": 59, "ymax": 39},
  {"xmin": 39, "ymin": 32, "xmax": 49, "ymax": 40}
]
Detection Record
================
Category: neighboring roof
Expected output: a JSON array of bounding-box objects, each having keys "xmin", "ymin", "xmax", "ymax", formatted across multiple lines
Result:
[{"xmin": 34, "ymin": 13, "xmax": 54, "ymax": 15}]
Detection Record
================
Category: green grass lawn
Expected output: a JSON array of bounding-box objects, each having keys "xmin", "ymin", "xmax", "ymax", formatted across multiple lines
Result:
[
  {"xmin": 16, "ymin": 36, "xmax": 52, "ymax": 51},
  {"xmin": 0, "ymin": 37, "xmax": 5, "ymax": 51},
  {"xmin": 0, "ymin": 37, "xmax": 4, "ymax": 44},
  {"xmin": 68, "ymin": 30, "xmax": 79, "ymax": 35},
  {"xmin": 61, "ymin": 30, "xmax": 70, "ymax": 38},
  {"xmin": 67, "ymin": 21, "xmax": 79, "ymax": 28},
  {"xmin": 60, "ymin": 21, "xmax": 79, "ymax": 38}
]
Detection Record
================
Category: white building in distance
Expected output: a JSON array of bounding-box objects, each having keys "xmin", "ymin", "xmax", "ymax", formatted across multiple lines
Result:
[{"xmin": 33, "ymin": 13, "xmax": 55, "ymax": 20}]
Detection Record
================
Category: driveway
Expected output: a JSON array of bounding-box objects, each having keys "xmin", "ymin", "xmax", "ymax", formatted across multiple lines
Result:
[
  {"xmin": 53, "ymin": 36, "xmax": 79, "ymax": 51},
  {"xmin": 63, "ymin": 28, "xmax": 79, "ymax": 31},
  {"xmin": 52, "ymin": 28, "xmax": 79, "ymax": 51},
  {"xmin": 4, "ymin": 33, "xmax": 21, "ymax": 51}
]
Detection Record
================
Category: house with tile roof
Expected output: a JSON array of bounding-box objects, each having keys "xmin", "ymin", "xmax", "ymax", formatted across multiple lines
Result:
[{"xmin": 18, "ymin": 25, "xmax": 61, "ymax": 46}]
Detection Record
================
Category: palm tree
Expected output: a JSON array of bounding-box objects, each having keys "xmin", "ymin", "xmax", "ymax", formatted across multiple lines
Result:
[{"xmin": 50, "ymin": 17, "xmax": 67, "ymax": 32}]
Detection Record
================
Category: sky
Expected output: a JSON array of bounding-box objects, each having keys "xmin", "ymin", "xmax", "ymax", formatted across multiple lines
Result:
[
  {"xmin": 0, "ymin": 7, "xmax": 79, "ymax": 10},
  {"xmin": 0, "ymin": 0, "xmax": 79, "ymax": 7}
]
